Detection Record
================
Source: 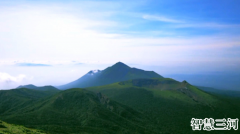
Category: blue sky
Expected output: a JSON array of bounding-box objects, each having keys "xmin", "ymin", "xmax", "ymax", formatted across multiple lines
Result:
[{"xmin": 0, "ymin": 0, "xmax": 240, "ymax": 89}]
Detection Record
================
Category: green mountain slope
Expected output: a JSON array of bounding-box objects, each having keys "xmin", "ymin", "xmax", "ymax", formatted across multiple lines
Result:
[
  {"xmin": 58, "ymin": 62, "xmax": 163, "ymax": 89},
  {"xmin": 0, "ymin": 88, "xmax": 60, "ymax": 116},
  {"xmin": 88, "ymin": 78, "xmax": 217, "ymax": 104},
  {"xmin": 87, "ymin": 78, "xmax": 240, "ymax": 133},
  {"xmin": 0, "ymin": 88, "xmax": 157, "ymax": 134}
]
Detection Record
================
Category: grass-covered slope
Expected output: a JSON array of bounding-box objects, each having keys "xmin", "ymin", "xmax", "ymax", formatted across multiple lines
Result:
[
  {"xmin": 59, "ymin": 62, "xmax": 163, "ymax": 89},
  {"xmin": 87, "ymin": 78, "xmax": 240, "ymax": 133},
  {"xmin": 0, "ymin": 120, "xmax": 45, "ymax": 134},
  {"xmin": 88, "ymin": 78, "xmax": 217, "ymax": 104},
  {"xmin": 0, "ymin": 88, "xmax": 157, "ymax": 134}
]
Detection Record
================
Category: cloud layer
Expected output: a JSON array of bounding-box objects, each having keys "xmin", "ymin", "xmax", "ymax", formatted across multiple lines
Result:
[
  {"xmin": 142, "ymin": 14, "xmax": 183, "ymax": 23},
  {"xmin": 0, "ymin": 72, "xmax": 27, "ymax": 89},
  {"xmin": 16, "ymin": 63, "xmax": 51, "ymax": 67}
]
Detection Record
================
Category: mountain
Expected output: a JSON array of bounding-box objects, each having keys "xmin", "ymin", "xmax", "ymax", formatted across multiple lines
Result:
[
  {"xmin": 1, "ymin": 62, "xmax": 240, "ymax": 133},
  {"xmin": 58, "ymin": 62, "xmax": 163, "ymax": 89},
  {"xmin": 0, "ymin": 88, "xmax": 157, "ymax": 134},
  {"xmin": 87, "ymin": 78, "xmax": 240, "ymax": 133},
  {"xmin": 1, "ymin": 78, "xmax": 239, "ymax": 133},
  {"xmin": 17, "ymin": 84, "xmax": 38, "ymax": 90},
  {"xmin": 17, "ymin": 84, "xmax": 59, "ymax": 91}
]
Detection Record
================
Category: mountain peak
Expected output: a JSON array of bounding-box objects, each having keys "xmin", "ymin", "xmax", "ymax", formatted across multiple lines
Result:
[
  {"xmin": 182, "ymin": 80, "xmax": 189, "ymax": 84},
  {"xmin": 17, "ymin": 84, "xmax": 37, "ymax": 89},
  {"xmin": 112, "ymin": 62, "xmax": 130, "ymax": 68},
  {"xmin": 58, "ymin": 62, "xmax": 163, "ymax": 89}
]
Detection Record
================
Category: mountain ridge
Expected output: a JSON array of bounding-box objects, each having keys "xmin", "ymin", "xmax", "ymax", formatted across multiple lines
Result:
[{"xmin": 17, "ymin": 84, "xmax": 59, "ymax": 91}]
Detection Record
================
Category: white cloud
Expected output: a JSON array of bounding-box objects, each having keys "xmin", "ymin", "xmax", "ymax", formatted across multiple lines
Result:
[
  {"xmin": 0, "ymin": 1, "xmax": 239, "ymax": 87},
  {"xmin": 174, "ymin": 22, "xmax": 240, "ymax": 29},
  {"xmin": 142, "ymin": 14, "xmax": 183, "ymax": 23},
  {"xmin": 0, "ymin": 72, "xmax": 28, "ymax": 89},
  {"xmin": 142, "ymin": 14, "xmax": 240, "ymax": 29},
  {"xmin": 0, "ymin": 3, "xmax": 239, "ymax": 65},
  {"xmin": 0, "ymin": 4, "xmax": 124, "ymax": 62},
  {"xmin": 0, "ymin": 72, "xmax": 26, "ymax": 83}
]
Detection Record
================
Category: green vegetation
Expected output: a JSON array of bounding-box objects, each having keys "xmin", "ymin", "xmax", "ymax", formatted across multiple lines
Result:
[
  {"xmin": 0, "ymin": 88, "xmax": 157, "ymax": 134},
  {"xmin": 1, "ymin": 78, "xmax": 240, "ymax": 133},
  {"xmin": 0, "ymin": 120, "xmax": 44, "ymax": 134},
  {"xmin": 88, "ymin": 78, "xmax": 217, "ymax": 104},
  {"xmin": 0, "ymin": 88, "xmax": 60, "ymax": 116},
  {"xmin": 87, "ymin": 78, "xmax": 240, "ymax": 133}
]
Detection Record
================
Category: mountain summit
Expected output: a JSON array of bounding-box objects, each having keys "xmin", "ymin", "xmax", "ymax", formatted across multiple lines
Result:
[
  {"xmin": 17, "ymin": 84, "xmax": 37, "ymax": 89},
  {"xmin": 58, "ymin": 62, "xmax": 163, "ymax": 89},
  {"xmin": 112, "ymin": 62, "xmax": 130, "ymax": 68}
]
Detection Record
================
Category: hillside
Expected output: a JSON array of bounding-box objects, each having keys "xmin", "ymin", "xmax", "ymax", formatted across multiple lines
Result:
[
  {"xmin": 58, "ymin": 62, "xmax": 163, "ymax": 89},
  {"xmin": 88, "ymin": 78, "xmax": 217, "ymax": 104},
  {"xmin": 0, "ymin": 88, "xmax": 157, "ymax": 134},
  {"xmin": 0, "ymin": 120, "xmax": 45, "ymax": 134},
  {"xmin": 0, "ymin": 88, "xmax": 60, "ymax": 116},
  {"xmin": 87, "ymin": 78, "xmax": 240, "ymax": 133}
]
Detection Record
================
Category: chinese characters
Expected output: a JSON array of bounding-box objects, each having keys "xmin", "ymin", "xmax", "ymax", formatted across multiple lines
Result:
[{"xmin": 191, "ymin": 118, "xmax": 238, "ymax": 131}]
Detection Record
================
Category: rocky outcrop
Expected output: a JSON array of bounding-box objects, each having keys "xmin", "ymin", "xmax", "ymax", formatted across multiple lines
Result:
[{"xmin": 97, "ymin": 92, "xmax": 113, "ymax": 111}]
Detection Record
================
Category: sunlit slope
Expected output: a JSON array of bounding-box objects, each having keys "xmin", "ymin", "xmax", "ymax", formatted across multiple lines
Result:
[
  {"xmin": 0, "ymin": 88, "xmax": 157, "ymax": 134},
  {"xmin": 0, "ymin": 120, "xmax": 45, "ymax": 134},
  {"xmin": 88, "ymin": 78, "xmax": 217, "ymax": 104}
]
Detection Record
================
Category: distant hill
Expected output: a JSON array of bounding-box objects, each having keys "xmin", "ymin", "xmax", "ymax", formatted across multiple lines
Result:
[
  {"xmin": 197, "ymin": 86, "xmax": 240, "ymax": 98},
  {"xmin": 17, "ymin": 84, "xmax": 38, "ymax": 90},
  {"xmin": 58, "ymin": 62, "xmax": 163, "ymax": 89},
  {"xmin": 17, "ymin": 84, "xmax": 59, "ymax": 91}
]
